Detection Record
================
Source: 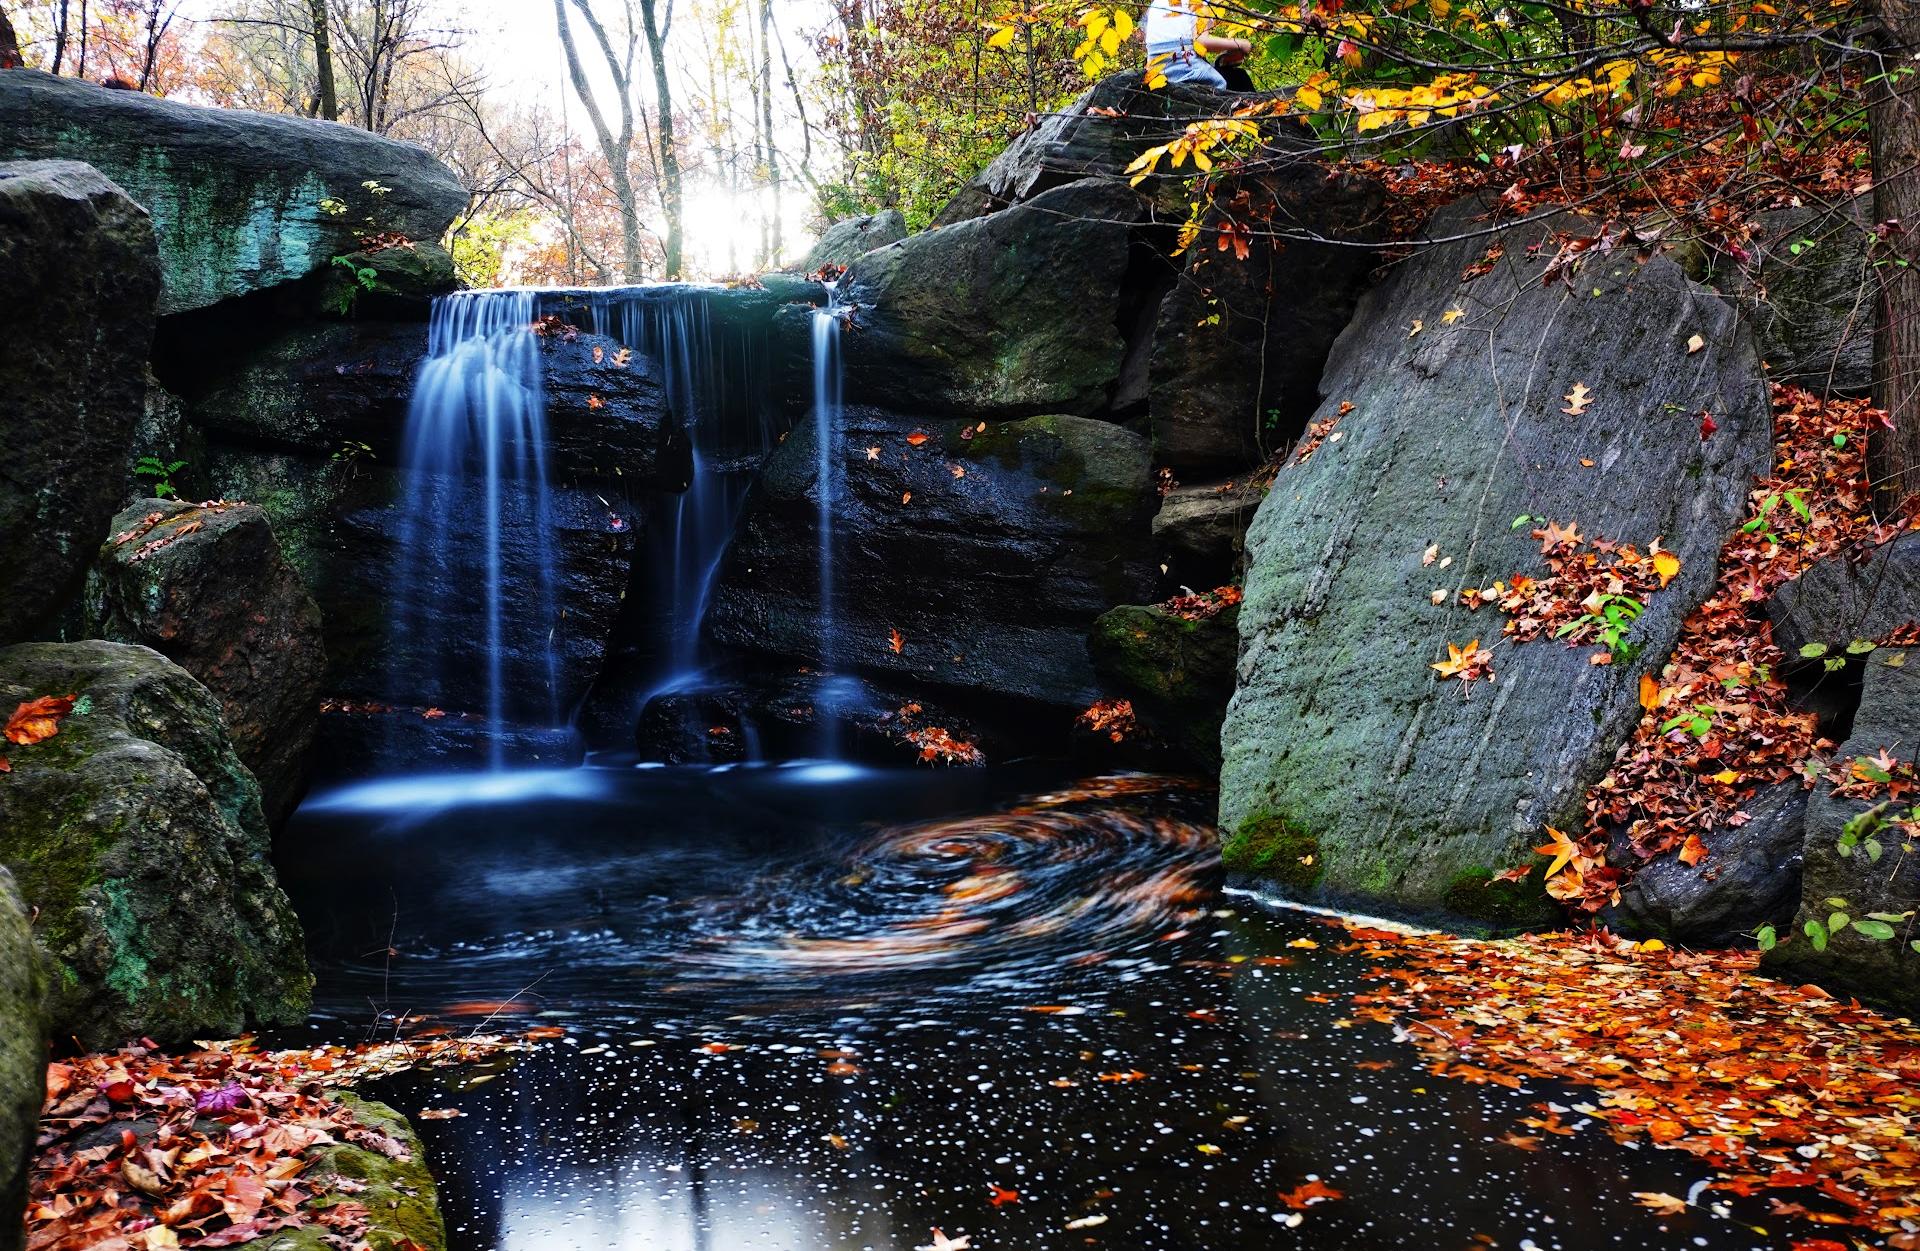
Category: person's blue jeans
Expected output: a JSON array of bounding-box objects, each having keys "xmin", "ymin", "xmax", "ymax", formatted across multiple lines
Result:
[{"xmin": 1148, "ymin": 45, "xmax": 1227, "ymax": 89}]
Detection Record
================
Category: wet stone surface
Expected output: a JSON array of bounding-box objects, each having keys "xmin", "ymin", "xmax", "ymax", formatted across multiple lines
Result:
[{"xmin": 275, "ymin": 766, "xmax": 1827, "ymax": 1251}]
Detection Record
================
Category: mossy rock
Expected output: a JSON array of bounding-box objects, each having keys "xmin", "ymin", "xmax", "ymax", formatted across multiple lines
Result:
[
  {"xmin": 1089, "ymin": 602, "xmax": 1238, "ymax": 766},
  {"xmin": 320, "ymin": 241, "xmax": 458, "ymax": 316},
  {"xmin": 0, "ymin": 868, "xmax": 47, "ymax": 1251},
  {"xmin": 0, "ymin": 640, "xmax": 311, "ymax": 1049},
  {"xmin": 1221, "ymin": 811, "xmax": 1325, "ymax": 891}
]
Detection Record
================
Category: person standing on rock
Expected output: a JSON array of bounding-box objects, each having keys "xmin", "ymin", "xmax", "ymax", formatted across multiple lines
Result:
[{"xmin": 1142, "ymin": 0, "xmax": 1253, "ymax": 90}]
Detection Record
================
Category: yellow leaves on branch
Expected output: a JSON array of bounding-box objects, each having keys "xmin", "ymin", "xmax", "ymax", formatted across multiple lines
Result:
[
  {"xmin": 1125, "ymin": 119, "xmax": 1263, "ymax": 185},
  {"xmin": 1072, "ymin": 5, "xmax": 1134, "ymax": 78}
]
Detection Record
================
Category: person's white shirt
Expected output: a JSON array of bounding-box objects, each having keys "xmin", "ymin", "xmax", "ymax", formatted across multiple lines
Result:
[{"xmin": 1142, "ymin": 0, "xmax": 1208, "ymax": 49}]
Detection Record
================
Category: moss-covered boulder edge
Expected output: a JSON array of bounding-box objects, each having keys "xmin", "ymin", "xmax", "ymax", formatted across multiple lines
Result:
[
  {"xmin": 0, "ymin": 640, "xmax": 311, "ymax": 1049},
  {"xmin": 247, "ymin": 1093, "xmax": 446, "ymax": 1251}
]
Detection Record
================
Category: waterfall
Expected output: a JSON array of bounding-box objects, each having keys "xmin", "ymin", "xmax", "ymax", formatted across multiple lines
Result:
[
  {"xmin": 811, "ymin": 291, "xmax": 845, "ymax": 757},
  {"xmin": 390, "ymin": 290, "xmax": 559, "ymax": 768}
]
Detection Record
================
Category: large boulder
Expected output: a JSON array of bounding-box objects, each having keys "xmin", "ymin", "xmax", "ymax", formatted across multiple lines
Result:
[
  {"xmin": 1090, "ymin": 602, "xmax": 1239, "ymax": 766},
  {"xmin": 1768, "ymin": 530, "xmax": 1920, "ymax": 656},
  {"xmin": 840, "ymin": 179, "xmax": 1141, "ymax": 417},
  {"xmin": 0, "ymin": 869, "xmax": 45, "ymax": 1251},
  {"xmin": 1148, "ymin": 166, "xmax": 1385, "ymax": 474},
  {"xmin": 185, "ymin": 321, "xmax": 687, "ymax": 489},
  {"xmin": 797, "ymin": 210, "xmax": 907, "ymax": 272},
  {"xmin": 1718, "ymin": 196, "xmax": 1872, "ymax": 397},
  {"xmin": 1218, "ymin": 197, "xmax": 1773, "ymax": 922},
  {"xmin": 0, "ymin": 160, "xmax": 160, "ymax": 645},
  {"xmin": 0, "ymin": 641, "xmax": 311, "ymax": 1048},
  {"xmin": 1768, "ymin": 646, "xmax": 1920, "ymax": 1008},
  {"xmin": 0, "ymin": 71, "xmax": 466, "ymax": 314},
  {"xmin": 710, "ymin": 409, "xmax": 1158, "ymax": 711},
  {"xmin": 1602, "ymin": 779, "xmax": 1807, "ymax": 944},
  {"xmin": 87, "ymin": 499, "xmax": 326, "ymax": 827}
]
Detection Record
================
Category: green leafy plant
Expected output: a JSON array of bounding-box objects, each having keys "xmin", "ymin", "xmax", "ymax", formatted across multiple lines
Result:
[
  {"xmin": 325, "ymin": 255, "xmax": 380, "ymax": 316},
  {"xmin": 133, "ymin": 455, "xmax": 187, "ymax": 499},
  {"xmin": 1741, "ymin": 487, "xmax": 1812, "ymax": 546},
  {"xmin": 1556, "ymin": 591, "xmax": 1643, "ymax": 661}
]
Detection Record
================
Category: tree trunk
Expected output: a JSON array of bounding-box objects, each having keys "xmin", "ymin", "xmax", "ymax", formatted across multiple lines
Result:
[
  {"xmin": 310, "ymin": 0, "xmax": 338, "ymax": 120},
  {"xmin": 1872, "ymin": 0, "xmax": 1920, "ymax": 512},
  {"xmin": 638, "ymin": 0, "xmax": 683, "ymax": 280},
  {"xmin": 759, "ymin": 0, "xmax": 781, "ymax": 268},
  {"xmin": 51, "ymin": 0, "xmax": 71, "ymax": 73}
]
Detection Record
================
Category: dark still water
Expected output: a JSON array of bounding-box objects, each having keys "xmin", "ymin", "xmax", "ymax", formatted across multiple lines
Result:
[{"xmin": 276, "ymin": 765, "xmax": 1784, "ymax": 1251}]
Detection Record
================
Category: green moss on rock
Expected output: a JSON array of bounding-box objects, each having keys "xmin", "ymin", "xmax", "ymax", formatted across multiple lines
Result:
[
  {"xmin": 1222, "ymin": 811, "xmax": 1325, "ymax": 891},
  {"xmin": 0, "ymin": 641, "xmax": 311, "ymax": 1049}
]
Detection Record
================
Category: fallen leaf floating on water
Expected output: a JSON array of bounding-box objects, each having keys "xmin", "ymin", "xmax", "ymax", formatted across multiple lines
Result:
[
  {"xmin": 1562, "ymin": 381, "xmax": 1594, "ymax": 415},
  {"xmin": 415, "ymin": 1108, "xmax": 464, "ymax": 1120},
  {"xmin": 1064, "ymin": 1214, "xmax": 1109, "ymax": 1229},
  {"xmin": 1633, "ymin": 1192, "xmax": 1688, "ymax": 1215},
  {"xmin": 987, "ymin": 1184, "xmax": 1020, "ymax": 1206},
  {"xmin": 917, "ymin": 1230, "xmax": 970, "ymax": 1251},
  {"xmin": 5, "ymin": 694, "xmax": 76, "ymax": 746},
  {"xmin": 1279, "ymin": 1179, "xmax": 1344, "ymax": 1210}
]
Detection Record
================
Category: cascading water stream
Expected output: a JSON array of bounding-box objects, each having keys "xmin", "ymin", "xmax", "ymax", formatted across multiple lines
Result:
[
  {"xmin": 391, "ymin": 290, "xmax": 560, "ymax": 768},
  {"xmin": 811, "ymin": 288, "xmax": 846, "ymax": 758}
]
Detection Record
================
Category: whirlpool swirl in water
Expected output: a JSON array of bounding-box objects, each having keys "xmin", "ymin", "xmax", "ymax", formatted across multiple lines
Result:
[{"xmin": 668, "ymin": 775, "xmax": 1220, "ymax": 984}]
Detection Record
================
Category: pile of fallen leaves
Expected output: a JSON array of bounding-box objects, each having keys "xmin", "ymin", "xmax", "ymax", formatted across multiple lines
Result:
[
  {"xmin": 1160, "ymin": 585, "xmax": 1243, "ymax": 621},
  {"xmin": 30, "ymin": 1034, "xmax": 527, "ymax": 1251},
  {"xmin": 1075, "ymin": 697, "xmax": 1138, "ymax": 745},
  {"xmin": 1342, "ymin": 922, "xmax": 1920, "ymax": 1245},
  {"xmin": 885, "ymin": 702, "xmax": 985, "ymax": 767},
  {"xmin": 1455, "ymin": 518, "xmax": 1682, "ymax": 657},
  {"xmin": 1557, "ymin": 386, "xmax": 1906, "ymax": 907}
]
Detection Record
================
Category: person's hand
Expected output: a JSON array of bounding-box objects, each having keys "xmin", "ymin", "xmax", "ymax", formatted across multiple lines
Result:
[{"xmin": 1216, "ymin": 41, "xmax": 1249, "ymax": 65}]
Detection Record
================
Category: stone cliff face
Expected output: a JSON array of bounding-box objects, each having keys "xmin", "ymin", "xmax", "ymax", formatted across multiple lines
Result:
[{"xmin": 0, "ymin": 71, "xmax": 465, "ymax": 315}]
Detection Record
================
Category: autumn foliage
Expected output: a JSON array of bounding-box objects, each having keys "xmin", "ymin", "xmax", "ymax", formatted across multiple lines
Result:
[{"xmin": 1343, "ymin": 920, "xmax": 1920, "ymax": 1243}]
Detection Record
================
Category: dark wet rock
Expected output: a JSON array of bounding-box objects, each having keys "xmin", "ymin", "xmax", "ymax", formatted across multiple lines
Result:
[
  {"xmin": 1603, "ymin": 780, "xmax": 1808, "ymax": 944},
  {"xmin": 841, "ymin": 180, "xmax": 1141, "ymax": 417},
  {"xmin": 1218, "ymin": 196, "xmax": 1773, "ymax": 922},
  {"xmin": 1149, "ymin": 166, "xmax": 1385, "ymax": 474},
  {"xmin": 0, "ymin": 869, "xmax": 45, "ymax": 1251},
  {"xmin": 1718, "ymin": 195, "xmax": 1872, "ymax": 397},
  {"xmin": 0, "ymin": 71, "xmax": 465, "ymax": 315},
  {"xmin": 1089, "ymin": 603, "xmax": 1238, "ymax": 766},
  {"xmin": 1768, "ymin": 531, "xmax": 1920, "ymax": 657},
  {"xmin": 1767, "ymin": 646, "xmax": 1920, "ymax": 1008},
  {"xmin": 798, "ymin": 210, "xmax": 907, "ymax": 272},
  {"xmin": 201, "ymin": 451, "xmax": 636, "ymax": 727},
  {"xmin": 1153, "ymin": 481, "xmax": 1263, "ymax": 590},
  {"xmin": 711, "ymin": 409, "xmax": 1157, "ymax": 711},
  {"xmin": 315, "ymin": 709, "xmax": 579, "ymax": 777},
  {"xmin": 186, "ymin": 322, "xmax": 685, "ymax": 489},
  {"xmin": 636, "ymin": 671, "xmax": 983, "ymax": 767},
  {"xmin": 318, "ymin": 240, "xmax": 460, "ymax": 318},
  {"xmin": 934, "ymin": 72, "xmax": 1262, "ymax": 225},
  {"xmin": 0, "ymin": 160, "xmax": 159, "ymax": 646},
  {"xmin": 87, "ymin": 499, "xmax": 326, "ymax": 827},
  {"xmin": 127, "ymin": 371, "xmax": 193, "ymax": 505},
  {"xmin": 0, "ymin": 641, "xmax": 311, "ymax": 1049}
]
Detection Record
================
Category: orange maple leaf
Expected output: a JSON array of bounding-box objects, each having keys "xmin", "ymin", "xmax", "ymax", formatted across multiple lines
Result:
[
  {"xmin": 1677, "ymin": 833, "xmax": 1708, "ymax": 865},
  {"xmin": 4, "ymin": 694, "xmax": 76, "ymax": 746}
]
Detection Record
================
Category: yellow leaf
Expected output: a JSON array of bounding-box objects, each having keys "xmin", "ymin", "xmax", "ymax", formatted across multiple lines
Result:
[
  {"xmin": 1712, "ymin": 769, "xmax": 1737, "ymax": 784},
  {"xmin": 1637, "ymin": 938, "xmax": 1666, "ymax": 952},
  {"xmin": 1533, "ymin": 826, "xmax": 1578, "ymax": 879},
  {"xmin": 986, "ymin": 24, "xmax": 1016, "ymax": 50},
  {"xmin": 1441, "ymin": 306, "xmax": 1465, "ymax": 324},
  {"xmin": 1652, "ymin": 551, "xmax": 1680, "ymax": 588},
  {"xmin": 1638, "ymin": 673, "xmax": 1661, "ymax": 710}
]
